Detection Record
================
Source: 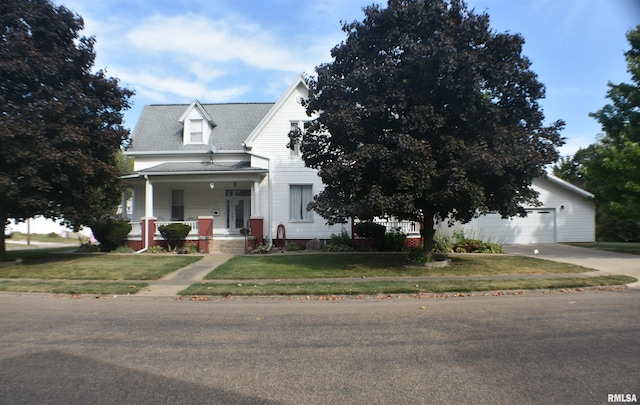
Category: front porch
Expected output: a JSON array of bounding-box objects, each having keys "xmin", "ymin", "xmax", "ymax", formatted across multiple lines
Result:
[{"xmin": 126, "ymin": 216, "xmax": 261, "ymax": 254}]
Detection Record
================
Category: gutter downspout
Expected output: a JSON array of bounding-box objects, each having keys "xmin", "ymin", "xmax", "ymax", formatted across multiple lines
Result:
[{"xmin": 136, "ymin": 175, "xmax": 150, "ymax": 254}]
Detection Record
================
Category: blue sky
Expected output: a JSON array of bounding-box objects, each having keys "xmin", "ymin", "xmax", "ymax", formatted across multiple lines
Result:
[{"xmin": 59, "ymin": 0, "xmax": 640, "ymax": 157}]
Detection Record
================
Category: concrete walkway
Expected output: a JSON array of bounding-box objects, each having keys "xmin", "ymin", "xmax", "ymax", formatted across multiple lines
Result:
[
  {"xmin": 136, "ymin": 254, "xmax": 233, "ymax": 297},
  {"xmin": 503, "ymin": 244, "xmax": 640, "ymax": 288}
]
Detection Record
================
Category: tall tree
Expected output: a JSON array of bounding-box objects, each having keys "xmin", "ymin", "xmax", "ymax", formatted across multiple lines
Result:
[
  {"xmin": 0, "ymin": 0, "xmax": 134, "ymax": 261},
  {"xmin": 296, "ymin": 0, "xmax": 564, "ymax": 253},
  {"xmin": 555, "ymin": 25, "xmax": 640, "ymax": 240}
]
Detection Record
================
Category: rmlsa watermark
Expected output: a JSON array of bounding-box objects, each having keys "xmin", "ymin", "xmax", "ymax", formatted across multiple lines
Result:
[{"xmin": 608, "ymin": 394, "xmax": 637, "ymax": 403}]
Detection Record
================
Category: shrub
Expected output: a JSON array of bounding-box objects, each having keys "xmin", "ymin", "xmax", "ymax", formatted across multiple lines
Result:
[
  {"xmin": 407, "ymin": 248, "xmax": 431, "ymax": 263},
  {"xmin": 252, "ymin": 243, "xmax": 271, "ymax": 254},
  {"xmin": 433, "ymin": 232, "xmax": 453, "ymax": 253},
  {"xmin": 354, "ymin": 222, "xmax": 386, "ymax": 247},
  {"xmin": 178, "ymin": 241, "xmax": 198, "ymax": 254},
  {"xmin": 77, "ymin": 242, "xmax": 100, "ymax": 253},
  {"xmin": 285, "ymin": 242, "xmax": 301, "ymax": 251},
  {"xmin": 91, "ymin": 216, "xmax": 132, "ymax": 252},
  {"xmin": 324, "ymin": 229, "xmax": 354, "ymax": 252},
  {"xmin": 381, "ymin": 227, "xmax": 407, "ymax": 251},
  {"xmin": 147, "ymin": 245, "xmax": 166, "ymax": 253},
  {"xmin": 158, "ymin": 223, "xmax": 191, "ymax": 251}
]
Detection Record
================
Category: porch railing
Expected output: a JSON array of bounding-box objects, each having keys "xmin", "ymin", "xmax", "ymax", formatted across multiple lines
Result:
[
  {"xmin": 155, "ymin": 220, "xmax": 199, "ymax": 236},
  {"xmin": 126, "ymin": 221, "xmax": 199, "ymax": 236},
  {"xmin": 371, "ymin": 219, "xmax": 421, "ymax": 235}
]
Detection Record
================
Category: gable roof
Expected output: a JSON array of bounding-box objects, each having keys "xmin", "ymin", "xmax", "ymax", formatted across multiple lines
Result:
[
  {"xmin": 243, "ymin": 74, "xmax": 308, "ymax": 149},
  {"xmin": 545, "ymin": 174, "xmax": 594, "ymax": 198},
  {"xmin": 127, "ymin": 102, "xmax": 274, "ymax": 153},
  {"xmin": 178, "ymin": 99, "xmax": 215, "ymax": 124}
]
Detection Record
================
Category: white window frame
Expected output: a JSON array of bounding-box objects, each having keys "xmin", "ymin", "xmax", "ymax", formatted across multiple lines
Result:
[
  {"xmin": 289, "ymin": 121, "xmax": 305, "ymax": 156},
  {"xmin": 289, "ymin": 184, "xmax": 313, "ymax": 222},
  {"xmin": 189, "ymin": 119, "xmax": 204, "ymax": 144}
]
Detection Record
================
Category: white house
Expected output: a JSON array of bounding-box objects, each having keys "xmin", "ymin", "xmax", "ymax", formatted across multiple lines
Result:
[
  {"xmin": 123, "ymin": 75, "xmax": 349, "ymax": 253},
  {"xmin": 123, "ymin": 75, "xmax": 595, "ymax": 253}
]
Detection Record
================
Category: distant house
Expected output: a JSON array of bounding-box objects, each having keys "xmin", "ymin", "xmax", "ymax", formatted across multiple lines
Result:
[{"xmin": 122, "ymin": 76, "xmax": 595, "ymax": 253}]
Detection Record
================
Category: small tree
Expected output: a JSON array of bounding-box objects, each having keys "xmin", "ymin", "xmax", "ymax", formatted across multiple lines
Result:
[
  {"xmin": 90, "ymin": 216, "xmax": 132, "ymax": 252},
  {"xmin": 158, "ymin": 223, "xmax": 191, "ymax": 252}
]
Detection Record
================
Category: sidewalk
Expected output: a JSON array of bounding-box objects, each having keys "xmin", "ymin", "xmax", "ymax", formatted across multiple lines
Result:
[{"xmin": 135, "ymin": 254, "xmax": 233, "ymax": 297}]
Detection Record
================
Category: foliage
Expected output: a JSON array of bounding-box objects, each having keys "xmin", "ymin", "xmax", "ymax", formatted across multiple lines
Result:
[
  {"xmin": 157, "ymin": 223, "xmax": 192, "ymax": 252},
  {"xmin": 407, "ymin": 248, "xmax": 432, "ymax": 264},
  {"xmin": 324, "ymin": 229, "xmax": 355, "ymax": 252},
  {"xmin": 285, "ymin": 242, "xmax": 301, "ymax": 251},
  {"xmin": 433, "ymin": 232, "xmax": 454, "ymax": 253},
  {"xmin": 177, "ymin": 241, "xmax": 198, "ymax": 254},
  {"xmin": 354, "ymin": 222, "xmax": 387, "ymax": 250},
  {"xmin": 90, "ymin": 216, "xmax": 132, "ymax": 252},
  {"xmin": 553, "ymin": 26, "xmax": 640, "ymax": 241},
  {"xmin": 450, "ymin": 229, "xmax": 502, "ymax": 253},
  {"xmin": 381, "ymin": 228, "xmax": 407, "ymax": 252},
  {"xmin": 252, "ymin": 243, "xmax": 272, "ymax": 254},
  {"xmin": 0, "ymin": 0, "xmax": 134, "ymax": 261},
  {"xmin": 295, "ymin": 0, "xmax": 564, "ymax": 255},
  {"xmin": 76, "ymin": 243, "xmax": 100, "ymax": 253},
  {"xmin": 147, "ymin": 245, "xmax": 166, "ymax": 254}
]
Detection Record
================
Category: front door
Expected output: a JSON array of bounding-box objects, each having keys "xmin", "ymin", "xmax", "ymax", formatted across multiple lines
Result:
[{"xmin": 225, "ymin": 190, "xmax": 251, "ymax": 232}]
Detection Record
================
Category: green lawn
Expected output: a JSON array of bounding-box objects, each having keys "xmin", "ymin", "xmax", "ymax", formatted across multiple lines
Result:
[
  {"xmin": 0, "ymin": 254, "xmax": 201, "ymax": 280},
  {"xmin": 0, "ymin": 280, "xmax": 148, "ymax": 295},
  {"xmin": 566, "ymin": 242, "xmax": 640, "ymax": 255},
  {"xmin": 182, "ymin": 276, "xmax": 636, "ymax": 296},
  {"xmin": 205, "ymin": 254, "xmax": 592, "ymax": 280},
  {"xmin": 7, "ymin": 232, "xmax": 84, "ymax": 245}
]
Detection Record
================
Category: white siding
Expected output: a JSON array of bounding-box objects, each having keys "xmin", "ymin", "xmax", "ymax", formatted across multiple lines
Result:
[
  {"xmin": 439, "ymin": 177, "xmax": 595, "ymax": 244},
  {"xmin": 251, "ymin": 82, "xmax": 350, "ymax": 240}
]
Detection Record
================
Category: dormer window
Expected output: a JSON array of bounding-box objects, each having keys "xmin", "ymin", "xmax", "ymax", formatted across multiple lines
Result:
[
  {"xmin": 178, "ymin": 99, "xmax": 215, "ymax": 145},
  {"xmin": 190, "ymin": 119, "xmax": 203, "ymax": 144}
]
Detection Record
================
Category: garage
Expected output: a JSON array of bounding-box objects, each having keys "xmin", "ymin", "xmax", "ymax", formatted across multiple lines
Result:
[
  {"xmin": 438, "ymin": 175, "xmax": 595, "ymax": 245},
  {"xmin": 465, "ymin": 209, "xmax": 556, "ymax": 245}
]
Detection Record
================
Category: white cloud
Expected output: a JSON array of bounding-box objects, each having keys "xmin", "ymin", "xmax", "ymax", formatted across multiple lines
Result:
[
  {"xmin": 118, "ymin": 71, "xmax": 248, "ymax": 103},
  {"xmin": 126, "ymin": 14, "xmax": 308, "ymax": 73}
]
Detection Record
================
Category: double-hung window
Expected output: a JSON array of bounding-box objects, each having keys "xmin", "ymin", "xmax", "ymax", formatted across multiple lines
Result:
[
  {"xmin": 171, "ymin": 190, "xmax": 184, "ymax": 221},
  {"xmin": 289, "ymin": 185, "xmax": 313, "ymax": 221},
  {"xmin": 190, "ymin": 119, "xmax": 203, "ymax": 144}
]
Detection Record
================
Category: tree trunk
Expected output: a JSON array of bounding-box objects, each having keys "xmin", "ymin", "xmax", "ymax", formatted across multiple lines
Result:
[
  {"xmin": 422, "ymin": 212, "xmax": 436, "ymax": 256},
  {"xmin": 0, "ymin": 212, "xmax": 7, "ymax": 262}
]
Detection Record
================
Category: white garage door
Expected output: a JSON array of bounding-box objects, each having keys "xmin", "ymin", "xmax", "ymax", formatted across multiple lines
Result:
[{"xmin": 463, "ymin": 209, "xmax": 556, "ymax": 244}]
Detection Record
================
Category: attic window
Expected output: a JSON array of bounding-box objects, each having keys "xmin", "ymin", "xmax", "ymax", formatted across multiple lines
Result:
[
  {"xmin": 289, "ymin": 122, "xmax": 302, "ymax": 156},
  {"xmin": 190, "ymin": 119, "xmax": 204, "ymax": 144}
]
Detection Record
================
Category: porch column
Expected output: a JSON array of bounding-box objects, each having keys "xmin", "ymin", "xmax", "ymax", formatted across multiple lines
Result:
[
  {"xmin": 198, "ymin": 216, "xmax": 213, "ymax": 253},
  {"xmin": 252, "ymin": 180, "xmax": 261, "ymax": 217},
  {"xmin": 141, "ymin": 217, "xmax": 157, "ymax": 248},
  {"xmin": 144, "ymin": 176, "xmax": 154, "ymax": 218}
]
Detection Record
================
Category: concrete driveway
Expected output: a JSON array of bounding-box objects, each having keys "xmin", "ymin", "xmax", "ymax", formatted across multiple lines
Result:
[{"xmin": 503, "ymin": 243, "xmax": 640, "ymax": 287}]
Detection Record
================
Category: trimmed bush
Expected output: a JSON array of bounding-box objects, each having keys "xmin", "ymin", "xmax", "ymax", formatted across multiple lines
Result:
[
  {"xmin": 91, "ymin": 217, "xmax": 132, "ymax": 252},
  {"xmin": 158, "ymin": 223, "xmax": 191, "ymax": 251},
  {"xmin": 354, "ymin": 222, "xmax": 386, "ymax": 250}
]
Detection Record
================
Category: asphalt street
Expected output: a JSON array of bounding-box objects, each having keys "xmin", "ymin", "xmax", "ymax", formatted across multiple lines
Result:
[{"xmin": 1, "ymin": 290, "xmax": 638, "ymax": 404}]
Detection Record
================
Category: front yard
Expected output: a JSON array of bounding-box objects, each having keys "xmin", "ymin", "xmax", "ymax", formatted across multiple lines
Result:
[
  {"xmin": 0, "ymin": 250, "xmax": 635, "ymax": 296},
  {"xmin": 184, "ymin": 253, "xmax": 634, "ymax": 296},
  {"xmin": 0, "ymin": 251, "xmax": 201, "ymax": 295}
]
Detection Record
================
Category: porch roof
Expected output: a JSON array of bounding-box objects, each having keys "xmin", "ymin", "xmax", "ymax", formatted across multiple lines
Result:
[{"xmin": 127, "ymin": 161, "xmax": 268, "ymax": 177}]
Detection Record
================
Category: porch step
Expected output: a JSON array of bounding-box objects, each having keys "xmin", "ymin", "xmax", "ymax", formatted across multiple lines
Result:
[{"xmin": 208, "ymin": 238, "xmax": 247, "ymax": 255}]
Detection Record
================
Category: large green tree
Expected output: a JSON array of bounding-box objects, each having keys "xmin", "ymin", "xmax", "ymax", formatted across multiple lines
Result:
[
  {"xmin": 0, "ymin": 0, "xmax": 134, "ymax": 260},
  {"xmin": 295, "ymin": 0, "xmax": 564, "ymax": 253},
  {"xmin": 554, "ymin": 25, "xmax": 640, "ymax": 241}
]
